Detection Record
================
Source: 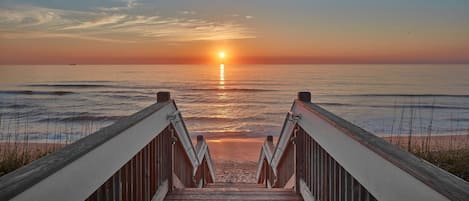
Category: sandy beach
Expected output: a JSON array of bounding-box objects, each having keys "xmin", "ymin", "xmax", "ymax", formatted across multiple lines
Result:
[
  {"xmin": 2, "ymin": 134, "xmax": 467, "ymax": 182},
  {"xmin": 206, "ymin": 138, "xmax": 264, "ymax": 183}
]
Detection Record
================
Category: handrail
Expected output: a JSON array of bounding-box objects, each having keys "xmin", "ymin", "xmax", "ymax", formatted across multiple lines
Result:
[
  {"xmin": 256, "ymin": 110, "xmax": 299, "ymax": 188},
  {"xmin": 256, "ymin": 136, "xmax": 276, "ymax": 186},
  {"xmin": 257, "ymin": 92, "xmax": 469, "ymax": 201},
  {"xmin": 194, "ymin": 135, "xmax": 215, "ymax": 187},
  {"xmin": 0, "ymin": 92, "xmax": 215, "ymax": 201}
]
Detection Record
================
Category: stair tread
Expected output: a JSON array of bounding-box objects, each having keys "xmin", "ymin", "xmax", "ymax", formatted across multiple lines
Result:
[
  {"xmin": 177, "ymin": 187, "xmax": 294, "ymax": 192},
  {"xmin": 165, "ymin": 183, "xmax": 302, "ymax": 200}
]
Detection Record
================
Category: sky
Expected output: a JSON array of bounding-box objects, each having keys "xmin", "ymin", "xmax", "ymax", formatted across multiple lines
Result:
[{"xmin": 0, "ymin": 0, "xmax": 468, "ymax": 64}]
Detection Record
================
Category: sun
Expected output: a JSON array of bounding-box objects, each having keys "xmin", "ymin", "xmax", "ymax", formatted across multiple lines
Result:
[{"xmin": 218, "ymin": 52, "xmax": 225, "ymax": 59}]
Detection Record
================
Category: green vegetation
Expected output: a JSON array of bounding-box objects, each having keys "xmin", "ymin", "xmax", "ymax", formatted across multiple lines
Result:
[{"xmin": 415, "ymin": 148, "xmax": 469, "ymax": 182}]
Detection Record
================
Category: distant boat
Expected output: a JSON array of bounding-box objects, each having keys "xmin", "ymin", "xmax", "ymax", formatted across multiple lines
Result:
[{"xmin": 68, "ymin": 63, "xmax": 77, "ymax": 66}]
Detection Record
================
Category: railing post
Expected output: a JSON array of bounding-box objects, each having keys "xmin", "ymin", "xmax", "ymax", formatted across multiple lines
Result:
[
  {"xmin": 196, "ymin": 135, "xmax": 205, "ymax": 187},
  {"xmin": 298, "ymin": 91, "xmax": 311, "ymax": 102},
  {"xmin": 266, "ymin": 136, "xmax": 273, "ymax": 187},
  {"xmin": 197, "ymin": 135, "xmax": 204, "ymax": 143},
  {"xmin": 157, "ymin": 91, "xmax": 171, "ymax": 103},
  {"xmin": 267, "ymin": 135, "xmax": 273, "ymax": 143}
]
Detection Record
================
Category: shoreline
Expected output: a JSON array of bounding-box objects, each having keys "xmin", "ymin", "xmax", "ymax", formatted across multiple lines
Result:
[{"xmin": 1, "ymin": 134, "xmax": 467, "ymax": 182}]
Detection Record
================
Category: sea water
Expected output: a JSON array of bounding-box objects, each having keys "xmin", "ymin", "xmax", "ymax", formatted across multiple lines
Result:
[{"xmin": 0, "ymin": 64, "xmax": 468, "ymax": 142}]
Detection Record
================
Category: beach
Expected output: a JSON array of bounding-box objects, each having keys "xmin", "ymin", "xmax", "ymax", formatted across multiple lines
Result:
[
  {"xmin": 4, "ymin": 134, "xmax": 467, "ymax": 182},
  {"xmin": 206, "ymin": 138, "xmax": 264, "ymax": 183}
]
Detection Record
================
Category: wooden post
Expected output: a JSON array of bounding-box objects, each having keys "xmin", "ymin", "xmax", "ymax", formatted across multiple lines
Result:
[
  {"xmin": 157, "ymin": 91, "xmax": 171, "ymax": 103},
  {"xmin": 298, "ymin": 92, "xmax": 311, "ymax": 102},
  {"xmin": 267, "ymin": 135, "xmax": 273, "ymax": 143},
  {"xmin": 197, "ymin": 135, "xmax": 204, "ymax": 143}
]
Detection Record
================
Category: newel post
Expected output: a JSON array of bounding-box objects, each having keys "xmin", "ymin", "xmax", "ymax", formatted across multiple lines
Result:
[
  {"xmin": 157, "ymin": 91, "xmax": 171, "ymax": 103},
  {"xmin": 197, "ymin": 135, "xmax": 204, "ymax": 143},
  {"xmin": 298, "ymin": 91, "xmax": 311, "ymax": 102},
  {"xmin": 267, "ymin": 135, "xmax": 273, "ymax": 143}
]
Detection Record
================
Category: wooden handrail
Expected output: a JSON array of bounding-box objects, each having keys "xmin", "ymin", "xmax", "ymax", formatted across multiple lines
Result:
[
  {"xmin": 256, "ymin": 92, "xmax": 469, "ymax": 201},
  {"xmin": 0, "ymin": 92, "xmax": 215, "ymax": 201},
  {"xmin": 194, "ymin": 135, "xmax": 215, "ymax": 187}
]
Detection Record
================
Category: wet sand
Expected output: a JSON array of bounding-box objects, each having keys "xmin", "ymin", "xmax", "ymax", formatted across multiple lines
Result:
[{"xmin": 206, "ymin": 138, "xmax": 264, "ymax": 183}]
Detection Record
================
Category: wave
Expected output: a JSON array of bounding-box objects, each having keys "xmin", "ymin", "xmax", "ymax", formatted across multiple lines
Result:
[
  {"xmin": 317, "ymin": 102, "xmax": 469, "ymax": 110},
  {"xmin": 185, "ymin": 116, "xmax": 266, "ymax": 122},
  {"xmin": 368, "ymin": 104, "xmax": 469, "ymax": 110},
  {"xmin": 446, "ymin": 118, "xmax": 469, "ymax": 122},
  {"xmin": 0, "ymin": 103, "xmax": 35, "ymax": 109},
  {"xmin": 57, "ymin": 80, "xmax": 115, "ymax": 83},
  {"xmin": 36, "ymin": 115, "xmax": 125, "ymax": 123},
  {"xmin": 337, "ymin": 94, "xmax": 469, "ymax": 98},
  {"xmin": 0, "ymin": 90, "xmax": 75, "ymax": 96},
  {"xmin": 189, "ymin": 88, "xmax": 277, "ymax": 92},
  {"xmin": 190, "ymin": 131, "xmax": 255, "ymax": 139},
  {"xmin": 25, "ymin": 84, "xmax": 113, "ymax": 88},
  {"xmin": 317, "ymin": 102, "xmax": 355, "ymax": 106},
  {"xmin": 100, "ymin": 94, "xmax": 152, "ymax": 101}
]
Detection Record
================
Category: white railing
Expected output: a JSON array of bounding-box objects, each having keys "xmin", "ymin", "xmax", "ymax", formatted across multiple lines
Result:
[
  {"xmin": 0, "ymin": 92, "xmax": 215, "ymax": 201},
  {"xmin": 257, "ymin": 92, "xmax": 469, "ymax": 201}
]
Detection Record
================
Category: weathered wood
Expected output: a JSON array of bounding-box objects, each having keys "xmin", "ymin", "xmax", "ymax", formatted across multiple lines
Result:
[
  {"xmin": 0, "ymin": 93, "xmax": 215, "ymax": 201},
  {"xmin": 298, "ymin": 91, "xmax": 311, "ymax": 102},
  {"xmin": 165, "ymin": 187, "xmax": 302, "ymax": 201},
  {"xmin": 152, "ymin": 180, "xmax": 169, "ymax": 201},
  {"xmin": 157, "ymin": 91, "xmax": 171, "ymax": 103},
  {"xmin": 255, "ymin": 92, "xmax": 469, "ymax": 201},
  {"xmin": 85, "ymin": 127, "xmax": 173, "ymax": 201}
]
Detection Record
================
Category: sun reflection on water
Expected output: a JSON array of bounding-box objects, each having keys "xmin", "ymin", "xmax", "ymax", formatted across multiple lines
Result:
[{"xmin": 219, "ymin": 64, "xmax": 225, "ymax": 87}]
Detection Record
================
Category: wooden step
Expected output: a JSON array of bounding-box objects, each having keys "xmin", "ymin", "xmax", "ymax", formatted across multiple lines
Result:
[
  {"xmin": 206, "ymin": 182, "xmax": 265, "ymax": 188},
  {"xmin": 165, "ymin": 186, "xmax": 302, "ymax": 200}
]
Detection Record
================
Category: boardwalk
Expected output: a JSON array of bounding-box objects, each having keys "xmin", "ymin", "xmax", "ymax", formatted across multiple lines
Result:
[{"xmin": 0, "ymin": 92, "xmax": 468, "ymax": 201}]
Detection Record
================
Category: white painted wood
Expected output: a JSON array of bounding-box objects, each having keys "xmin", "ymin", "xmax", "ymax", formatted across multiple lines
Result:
[
  {"xmin": 255, "ymin": 147, "xmax": 266, "ymax": 181},
  {"xmin": 299, "ymin": 179, "xmax": 315, "ymax": 201},
  {"xmin": 169, "ymin": 106, "xmax": 199, "ymax": 170},
  {"xmin": 172, "ymin": 173, "xmax": 185, "ymax": 189},
  {"xmin": 195, "ymin": 142, "xmax": 216, "ymax": 181},
  {"xmin": 9, "ymin": 101, "xmax": 207, "ymax": 201},
  {"xmin": 197, "ymin": 143, "xmax": 208, "ymax": 160},
  {"xmin": 11, "ymin": 102, "xmax": 176, "ymax": 201},
  {"xmin": 270, "ymin": 112, "xmax": 298, "ymax": 171},
  {"xmin": 293, "ymin": 101, "xmax": 450, "ymax": 201},
  {"xmin": 203, "ymin": 148, "xmax": 216, "ymax": 181},
  {"xmin": 284, "ymin": 174, "xmax": 295, "ymax": 189},
  {"xmin": 255, "ymin": 142, "xmax": 277, "ymax": 181},
  {"xmin": 152, "ymin": 180, "xmax": 169, "ymax": 201}
]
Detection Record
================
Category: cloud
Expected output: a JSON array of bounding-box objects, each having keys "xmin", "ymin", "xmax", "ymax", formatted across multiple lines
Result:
[
  {"xmin": 0, "ymin": 6, "xmax": 63, "ymax": 26},
  {"xmin": 245, "ymin": 16, "xmax": 253, "ymax": 19},
  {"xmin": 98, "ymin": 0, "xmax": 138, "ymax": 11},
  {"xmin": 0, "ymin": 5, "xmax": 255, "ymax": 43},
  {"xmin": 180, "ymin": 10, "xmax": 196, "ymax": 15},
  {"xmin": 0, "ymin": 31, "xmax": 135, "ymax": 43},
  {"xmin": 63, "ymin": 15, "xmax": 127, "ymax": 30}
]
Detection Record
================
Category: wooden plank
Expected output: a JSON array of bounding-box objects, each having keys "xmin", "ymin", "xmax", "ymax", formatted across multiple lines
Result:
[{"xmin": 151, "ymin": 180, "xmax": 168, "ymax": 201}]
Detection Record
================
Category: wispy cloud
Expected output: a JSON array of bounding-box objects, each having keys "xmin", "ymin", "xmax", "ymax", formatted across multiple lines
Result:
[
  {"xmin": 0, "ymin": 5, "xmax": 255, "ymax": 43},
  {"xmin": 63, "ymin": 15, "xmax": 127, "ymax": 30},
  {"xmin": 98, "ymin": 0, "xmax": 138, "ymax": 11},
  {"xmin": 0, "ymin": 31, "xmax": 136, "ymax": 43},
  {"xmin": 180, "ymin": 10, "xmax": 196, "ymax": 15}
]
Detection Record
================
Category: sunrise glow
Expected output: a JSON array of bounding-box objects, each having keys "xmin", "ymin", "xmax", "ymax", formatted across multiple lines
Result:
[
  {"xmin": 0, "ymin": 1, "xmax": 468, "ymax": 64},
  {"xmin": 219, "ymin": 52, "xmax": 225, "ymax": 59}
]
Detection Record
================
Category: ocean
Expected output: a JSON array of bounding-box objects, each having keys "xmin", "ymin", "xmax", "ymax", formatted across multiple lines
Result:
[{"xmin": 1, "ymin": 64, "xmax": 468, "ymax": 143}]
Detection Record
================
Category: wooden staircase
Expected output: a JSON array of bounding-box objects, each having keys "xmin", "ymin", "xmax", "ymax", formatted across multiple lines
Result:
[{"xmin": 164, "ymin": 182, "xmax": 302, "ymax": 201}]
